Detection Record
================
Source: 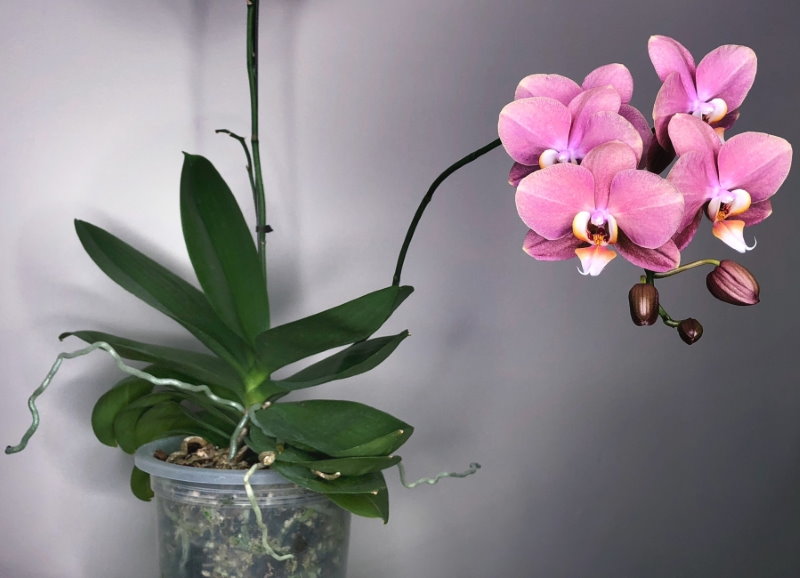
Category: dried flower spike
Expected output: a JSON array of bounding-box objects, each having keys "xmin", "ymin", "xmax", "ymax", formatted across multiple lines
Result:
[{"xmin": 706, "ymin": 260, "xmax": 760, "ymax": 305}]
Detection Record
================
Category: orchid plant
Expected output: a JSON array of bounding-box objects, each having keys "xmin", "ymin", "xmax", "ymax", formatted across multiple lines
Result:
[
  {"xmin": 5, "ymin": 11, "xmax": 791, "ymax": 534},
  {"xmin": 499, "ymin": 34, "xmax": 791, "ymax": 339}
]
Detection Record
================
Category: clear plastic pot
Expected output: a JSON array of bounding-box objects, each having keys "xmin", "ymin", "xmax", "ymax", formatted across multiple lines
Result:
[{"xmin": 135, "ymin": 437, "xmax": 350, "ymax": 578}]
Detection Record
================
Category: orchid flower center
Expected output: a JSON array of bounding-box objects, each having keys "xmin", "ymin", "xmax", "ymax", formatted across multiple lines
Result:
[
  {"xmin": 572, "ymin": 210, "xmax": 619, "ymax": 246},
  {"xmin": 691, "ymin": 97, "xmax": 728, "ymax": 124},
  {"xmin": 706, "ymin": 188, "xmax": 751, "ymax": 222},
  {"xmin": 539, "ymin": 148, "xmax": 579, "ymax": 168}
]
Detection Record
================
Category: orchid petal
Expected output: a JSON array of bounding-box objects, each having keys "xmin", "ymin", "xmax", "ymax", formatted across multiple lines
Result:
[
  {"xmin": 739, "ymin": 200, "xmax": 773, "ymax": 227},
  {"xmin": 695, "ymin": 44, "xmax": 757, "ymax": 110},
  {"xmin": 616, "ymin": 235, "xmax": 681, "ymax": 272},
  {"xmin": 582, "ymin": 64, "xmax": 634, "ymax": 103},
  {"xmin": 508, "ymin": 162, "xmax": 537, "ymax": 187},
  {"xmin": 717, "ymin": 132, "xmax": 793, "ymax": 203},
  {"xmin": 522, "ymin": 230, "xmax": 583, "ymax": 261},
  {"xmin": 568, "ymin": 86, "xmax": 621, "ymax": 143},
  {"xmin": 712, "ymin": 220, "xmax": 756, "ymax": 253},
  {"xmin": 499, "ymin": 97, "xmax": 571, "ymax": 165},
  {"xmin": 576, "ymin": 111, "xmax": 643, "ymax": 163},
  {"xmin": 575, "ymin": 245, "xmax": 617, "ymax": 276},
  {"xmin": 648, "ymin": 35, "xmax": 696, "ymax": 93},
  {"xmin": 607, "ymin": 170, "xmax": 684, "ymax": 249},
  {"xmin": 672, "ymin": 208, "xmax": 703, "ymax": 251},
  {"xmin": 516, "ymin": 163, "xmax": 595, "ymax": 239},
  {"xmin": 618, "ymin": 104, "xmax": 653, "ymax": 167},
  {"xmin": 667, "ymin": 151, "xmax": 719, "ymax": 231},
  {"xmin": 581, "ymin": 142, "xmax": 638, "ymax": 208},
  {"xmin": 653, "ymin": 72, "xmax": 692, "ymax": 147},
  {"xmin": 667, "ymin": 113, "xmax": 721, "ymax": 159},
  {"xmin": 515, "ymin": 74, "xmax": 581, "ymax": 103}
]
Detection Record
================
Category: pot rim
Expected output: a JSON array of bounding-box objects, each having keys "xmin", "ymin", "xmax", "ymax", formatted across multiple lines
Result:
[{"xmin": 134, "ymin": 436, "xmax": 288, "ymax": 485}]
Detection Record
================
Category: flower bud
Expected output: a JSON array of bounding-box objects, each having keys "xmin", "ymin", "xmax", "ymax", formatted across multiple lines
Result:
[
  {"xmin": 677, "ymin": 318, "xmax": 703, "ymax": 345},
  {"xmin": 706, "ymin": 260, "xmax": 760, "ymax": 306},
  {"xmin": 628, "ymin": 283, "xmax": 659, "ymax": 326}
]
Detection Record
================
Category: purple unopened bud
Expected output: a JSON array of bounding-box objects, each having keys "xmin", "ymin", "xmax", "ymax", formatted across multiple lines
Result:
[
  {"xmin": 706, "ymin": 260, "xmax": 760, "ymax": 306},
  {"xmin": 677, "ymin": 318, "xmax": 703, "ymax": 345},
  {"xmin": 628, "ymin": 283, "xmax": 659, "ymax": 326}
]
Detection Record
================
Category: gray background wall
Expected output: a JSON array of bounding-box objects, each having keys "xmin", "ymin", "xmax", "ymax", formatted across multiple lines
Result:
[{"xmin": 1, "ymin": 1, "xmax": 799, "ymax": 577}]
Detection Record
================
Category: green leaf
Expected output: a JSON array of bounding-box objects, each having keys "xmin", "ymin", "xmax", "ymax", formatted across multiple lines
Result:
[
  {"xmin": 73, "ymin": 219, "xmax": 253, "ymax": 372},
  {"xmin": 135, "ymin": 402, "xmax": 202, "ymax": 447},
  {"xmin": 130, "ymin": 466, "xmax": 154, "ymax": 501},
  {"xmin": 113, "ymin": 392, "xmax": 182, "ymax": 453},
  {"xmin": 272, "ymin": 463, "xmax": 387, "ymax": 495},
  {"xmin": 253, "ymin": 400, "xmax": 413, "ymax": 458},
  {"xmin": 61, "ymin": 330, "xmax": 243, "ymax": 399},
  {"xmin": 291, "ymin": 455, "xmax": 401, "ymax": 476},
  {"xmin": 91, "ymin": 374, "xmax": 154, "ymax": 447},
  {"xmin": 328, "ymin": 490, "xmax": 389, "ymax": 523},
  {"xmin": 273, "ymin": 331, "xmax": 409, "ymax": 391},
  {"xmin": 180, "ymin": 154, "xmax": 269, "ymax": 341},
  {"xmin": 254, "ymin": 285, "xmax": 413, "ymax": 373}
]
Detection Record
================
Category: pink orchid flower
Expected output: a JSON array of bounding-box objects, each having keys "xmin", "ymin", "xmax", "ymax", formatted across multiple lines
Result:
[
  {"xmin": 499, "ymin": 83, "xmax": 644, "ymax": 187},
  {"xmin": 516, "ymin": 141, "xmax": 684, "ymax": 275},
  {"xmin": 667, "ymin": 114, "xmax": 792, "ymax": 252},
  {"xmin": 649, "ymin": 35, "xmax": 757, "ymax": 149}
]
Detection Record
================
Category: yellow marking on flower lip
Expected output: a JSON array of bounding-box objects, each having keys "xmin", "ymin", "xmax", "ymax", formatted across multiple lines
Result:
[
  {"xmin": 575, "ymin": 245, "xmax": 617, "ymax": 276},
  {"xmin": 572, "ymin": 211, "xmax": 592, "ymax": 243},
  {"xmin": 712, "ymin": 219, "xmax": 756, "ymax": 253},
  {"xmin": 705, "ymin": 98, "xmax": 728, "ymax": 123}
]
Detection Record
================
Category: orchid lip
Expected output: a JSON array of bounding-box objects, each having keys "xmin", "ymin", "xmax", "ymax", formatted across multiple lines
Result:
[
  {"xmin": 692, "ymin": 97, "xmax": 728, "ymax": 124},
  {"xmin": 706, "ymin": 188, "xmax": 752, "ymax": 221}
]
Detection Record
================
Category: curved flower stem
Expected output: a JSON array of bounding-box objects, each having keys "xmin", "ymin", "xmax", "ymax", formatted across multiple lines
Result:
[
  {"xmin": 246, "ymin": 0, "xmax": 270, "ymax": 326},
  {"xmin": 658, "ymin": 305, "xmax": 680, "ymax": 328},
  {"xmin": 392, "ymin": 138, "xmax": 502, "ymax": 286},
  {"xmin": 652, "ymin": 259, "xmax": 720, "ymax": 279}
]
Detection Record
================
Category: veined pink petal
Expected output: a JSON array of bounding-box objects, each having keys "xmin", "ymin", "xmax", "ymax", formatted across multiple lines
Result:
[
  {"xmin": 498, "ymin": 97, "xmax": 571, "ymax": 165},
  {"xmin": 653, "ymin": 72, "xmax": 692, "ymax": 147},
  {"xmin": 607, "ymin": 170, "xmax": 684, "ymax": 249},
  {"xmin": 712, "ymin": 220, "xmax": 756, "ymax": 253},
  {"xmin": 672, "ymin": 209, "xmax": 703, "ymax": 251},
  {"xmin": 696, "ymin": 44, "xmax": 757, "ymax": 110},
  {"xmin": 717, "ymin": 132, "xmax": 793, "ymax": 203},
  {"xmin": 616, "ymin": 235, "xmax": 681, "ymax": 272},
  {"xmin": 508, "ymin": 162, "xmax": 537, "ymax": 187},
  {"xmin": 739, "ymin": 200, "xmax": 773, "ymax": 226},
  {"xmin": 515, "ymin": 163, "xmax": 595, "ymax": 239},
  {"xmin": 575, "ymin": 245, "xmax": 617, "ymax": 276},
  {"xmin": 582, "ymin": 64, "xmax": 634, "ymax": 103},
  {"xmin": 667, "ymin": 150, "xmax": 719, "ymax": 231},
  {"xmin": 667, "ymin": 113, "xmax": 721, "ymax": 159},
  {"xmin": 522, "ymin": 229, "xmax": 583, "ymax": 261},
  {"xmin": 515, "ymin": 74, "xmax": 582, "ymax": 103},
  {"xmin": 648, "ymin": 35, "xmax": 696, "ymax": 93},
  {"xmin": 568, "ymin": 86, "xmax": 621, "ymax": 137},
  {"xmin": 575, "ymin": 111, "xmax": 643, "ymax": 163},
  {"xmin": 618, "ymin": 104, "xmax": 653, "ymax": 168},
  {"xmin": 581, "ymin": 142, "xmax": 638, "ymax": 208}
]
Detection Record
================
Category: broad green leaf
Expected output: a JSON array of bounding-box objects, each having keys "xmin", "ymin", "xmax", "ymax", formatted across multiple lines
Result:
[
  {"xmin": 130, "ymin": 466, "xmax": 154, "ymax": 501},
  {"xmin": 254, "ymin": 400, "xmax": 413, "ymax": 458},
  {"xmin": 113, "ymin": 392, "xmax": 183, "ymax": 453},
  {"xmin": 92, "ymin": 374, "xmax": 154, "ymax": 447},
  {"xmin": 180, "ymin": 154, "xmax": 269, "ymax": 341},
  {"xmin": 135, "ymin": 402, "xmax": 203, "ymax": 447},
  {"xmin": 328, "ymin": 490, "xmax": 389, "ymax": 523},
  {"xmin": 255, "ymin": 285, "xmax": 413, "ymax": 372},
  {"xmin": 291, "ymin": 455, "xmax": 401, "ymax": 476},
  {"xmin": 273, "ymin": 331, "xmax": 409, "ymax": 391},
  {"xmin": 61, "ymin": 330, "xmax": 243, "ymax": 399},
  {"xmin": 272, "ymin": 463, "xmax": 387, "ymax": 495},
  {"xmin": 74, "ymin": 219, "xmax": 253, "ymax": 372}
]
